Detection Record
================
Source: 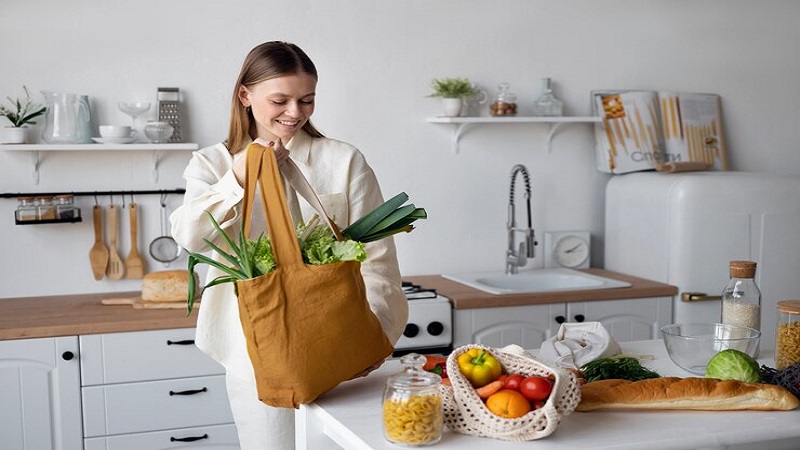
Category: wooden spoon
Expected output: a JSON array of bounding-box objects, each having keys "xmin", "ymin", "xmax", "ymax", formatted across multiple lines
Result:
[
  {"xmin": 88, "ymin": 205, "xmax": 109, "ymax": 281},
  {"xmin": 125, "ymin": 203, "xmax": 146, "ymax": 279},
  {"xmin": 106, "ymin": 204, "xmax": 125, "ymax": 280}
]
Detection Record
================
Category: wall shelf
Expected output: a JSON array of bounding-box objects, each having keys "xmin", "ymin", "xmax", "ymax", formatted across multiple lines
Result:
[
  {"xmin": 426, "ymin": 116, "xmax": 601, "ymax": 153},
  {"xmin": 0, "ymin": 143, "xmax": 199, "ymax": 184}
]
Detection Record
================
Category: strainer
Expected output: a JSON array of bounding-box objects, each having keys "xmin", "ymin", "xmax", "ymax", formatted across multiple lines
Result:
[{"xmin": 149, "ymin": 194, "xmax": 182, "ymax": 266}]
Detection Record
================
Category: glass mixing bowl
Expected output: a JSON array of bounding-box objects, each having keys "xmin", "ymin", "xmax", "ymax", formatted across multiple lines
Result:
[{"xmin": 661, "ymin": 323, "xmax": 760, "ymax": 375}]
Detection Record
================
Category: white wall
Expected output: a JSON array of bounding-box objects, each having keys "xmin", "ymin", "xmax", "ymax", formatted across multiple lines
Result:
[{"xmin": 2, "ymin": 0, "xmax": 799, "ymax": 298}]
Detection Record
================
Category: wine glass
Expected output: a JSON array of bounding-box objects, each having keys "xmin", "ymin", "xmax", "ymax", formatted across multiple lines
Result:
[{"xmin": 118, "ymin": 102, "xmax": 151, "ymax": 139}]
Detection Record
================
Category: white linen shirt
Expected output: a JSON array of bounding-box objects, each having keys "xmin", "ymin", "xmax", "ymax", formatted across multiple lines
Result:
[{"xmin": 170, "ymin": 130, "xmax": 408, "ymax": 382}]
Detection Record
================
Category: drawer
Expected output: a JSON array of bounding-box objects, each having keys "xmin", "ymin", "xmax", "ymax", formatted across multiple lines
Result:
[
  {"xmin": 84, "ymin": 423, "xmax": 239, "ymax": 450},
  {"xmin": 80, "ymin": 328, "xmax": 224, "ymax": 385},
  {"xmin": 83, "ymin": 374, "xmax": 233, "ymax": 437}
]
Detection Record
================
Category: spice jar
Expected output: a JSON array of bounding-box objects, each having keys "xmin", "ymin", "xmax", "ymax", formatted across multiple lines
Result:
[
  {"xmin": 721, "ymin": 260, "xmax": 761, "ymax": 356},
  {"xmin": 383, "ymin": 353, "xmax": 443, "ymax": 446},
  {"xmin": 15, "ymin": 197, "xmax": 38, "ymax": 222},
  {"xmin": 35, "ymin": 196, "xmax": 57, "ymax": 220},
  {"xmin": 490, "ymin": 82, "xmax": 518, "ymax": 117},
  {"xmin": 776, "ymin": 300, "xmax": 800, "ymax": 370},
  {"xmin": 54, "ymin": 194, "xmax": 79, "ymax": 220}
]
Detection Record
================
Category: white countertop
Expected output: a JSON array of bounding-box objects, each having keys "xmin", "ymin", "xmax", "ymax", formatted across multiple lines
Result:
[{"xmin": 298, "ymin": 340, "xmax": 800, "ymax": 450}]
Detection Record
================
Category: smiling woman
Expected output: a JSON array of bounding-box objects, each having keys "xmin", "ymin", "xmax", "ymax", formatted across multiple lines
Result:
[{"xmin": 168, "ymin": 41, "xmax": 409, "ymax": 450}]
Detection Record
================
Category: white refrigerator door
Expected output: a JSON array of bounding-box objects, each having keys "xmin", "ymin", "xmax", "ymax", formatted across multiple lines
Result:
[{"xmin": 605, "ymin": 171, "xmax": 800, "ymax": 348}]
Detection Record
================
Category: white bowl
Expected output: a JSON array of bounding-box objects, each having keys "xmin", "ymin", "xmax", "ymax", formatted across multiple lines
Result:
[{"xmin": 99, "ymin": 125, "xmax": 132, "ymax": 138}]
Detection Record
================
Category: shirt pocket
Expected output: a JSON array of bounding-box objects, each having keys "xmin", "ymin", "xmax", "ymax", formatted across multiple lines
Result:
[{"xmin": 318, "ymin": 192, "xmax": 349, "ymax": 229}]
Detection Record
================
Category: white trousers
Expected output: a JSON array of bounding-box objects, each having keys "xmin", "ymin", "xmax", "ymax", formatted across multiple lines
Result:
[{"xmin": 225, "ymin": 371, "xmax": 295, "ymax": 450}]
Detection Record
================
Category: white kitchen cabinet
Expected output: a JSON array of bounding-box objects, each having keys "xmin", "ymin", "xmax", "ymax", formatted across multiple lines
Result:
[
  {"xmin": 453, "ymin": 297, "xmax": 672, "ymax": 349},
  {"xmin": 80, "ymin": 328, "xmax": 237, "ymax": 448},
  {"xmin": 0, "ymin": 336, "xmax": 83, "ymax": 450}
]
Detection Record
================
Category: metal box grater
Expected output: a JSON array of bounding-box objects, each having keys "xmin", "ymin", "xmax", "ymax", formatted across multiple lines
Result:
[{"xmin": 157, "ymin": 87, "xmax": 182, "ymax": 142}]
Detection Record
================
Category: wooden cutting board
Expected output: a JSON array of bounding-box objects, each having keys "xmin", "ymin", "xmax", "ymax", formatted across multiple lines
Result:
[{"xmin": 101, "ymin": 297, "xmax": 195, "ymax": 309}]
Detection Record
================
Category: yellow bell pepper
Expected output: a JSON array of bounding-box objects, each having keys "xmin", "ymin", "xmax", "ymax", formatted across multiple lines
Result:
[{"xmin": 456, "ymin": 348, "xmax": 502, "ymax": 388}]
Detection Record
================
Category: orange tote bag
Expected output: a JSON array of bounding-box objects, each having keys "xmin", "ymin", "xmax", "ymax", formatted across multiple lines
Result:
[{"xmin": 235, "ymin": 142, "xmax": 394, "ymax": 408}]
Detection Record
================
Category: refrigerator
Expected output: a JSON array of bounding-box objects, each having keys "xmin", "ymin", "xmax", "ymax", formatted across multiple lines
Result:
[{"xmin": 604, "ymin": 171, "xmax": 800, "ymax": 349}]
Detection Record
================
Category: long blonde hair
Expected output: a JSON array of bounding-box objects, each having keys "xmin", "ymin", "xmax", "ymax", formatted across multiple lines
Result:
[{"xmin": 226, "ymin": 41, "xmax": 324, "ymax": 154}]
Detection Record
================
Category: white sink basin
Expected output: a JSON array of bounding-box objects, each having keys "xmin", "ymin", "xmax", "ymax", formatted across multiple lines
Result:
[{"xmin": 441, "ymin": 268, "xmax": 631, "ymax": 295}]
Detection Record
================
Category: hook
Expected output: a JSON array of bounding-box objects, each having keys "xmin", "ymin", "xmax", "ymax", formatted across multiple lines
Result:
[
  {"xmin": 122, "ymin": 194, "xmax": 126, "ymax": 208},
  {"xmin": 160, "ymin": 193, "xmax": 168, "ymax": 207},
  {"xmin": 93, "ymin": 193, "xmax": 99, "ymax": 206},
  {"xmin": 130, "ymin": 193, "xmax": 135, "ymax": 205}
]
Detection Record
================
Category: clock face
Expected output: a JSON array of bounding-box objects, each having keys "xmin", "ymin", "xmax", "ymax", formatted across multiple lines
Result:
[{"xmin": 554, "ymin": 235, "xmax": 590, "ymax": 268}]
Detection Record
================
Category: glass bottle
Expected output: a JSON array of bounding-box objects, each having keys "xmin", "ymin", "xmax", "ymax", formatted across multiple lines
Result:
[
  {"xmin": 775, "ymin": 300, "xmax": 800, "ymax": 370},
  {"xmin": 721, "ymin": 260, "xmax": 761, "ymax": 356},
  {"xmin": 532, "ymin": 77, "xmax": 564, "ymax": 117},
  {"xmin": 490, "ymin": 82, "xmax": 518, "ymax": 117},
  {"xmin": 382, "ymin": 353, "xmax": 442, "ymax": 446},
  {"xmin": 15, "ymin": 197, "xmax": 38, "ymax": 222}
]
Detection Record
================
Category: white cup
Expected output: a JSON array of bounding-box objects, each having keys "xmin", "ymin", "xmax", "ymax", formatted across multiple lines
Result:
[{"xmin": 99, "ymin": 125, "xmax": 133, "ymax": 138}]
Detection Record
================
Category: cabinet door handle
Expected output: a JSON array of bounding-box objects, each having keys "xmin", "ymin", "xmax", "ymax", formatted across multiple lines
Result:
[
  {"xmin": 169, "ymin": 387, "xmax": 208, "ymax": 396},
  {"xmin": 170, "ymin": 433, "xmax": 209, "ymax": 442},
  {"xmin": 166, "ymin": 339, "xmax": 195, "ymax": 345},
  {"xmin": 61, "ymin": 351, "xmax": 75, "ymax": 361},
  {"xmin": 554, "ymin": 315, "xmax": 566, "ymax": 324},
  {"xmin": 681, "ymin": 292, "xmax": 722, "ymax": 302},
  {"xmin": 573, "ymin": 314, "xmax": 585, "ymax": 322}
]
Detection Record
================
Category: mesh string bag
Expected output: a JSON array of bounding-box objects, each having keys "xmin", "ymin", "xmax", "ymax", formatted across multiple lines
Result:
[{"xmin": 440, "ymin": 344, "xmax": 581, "ymax": 441}]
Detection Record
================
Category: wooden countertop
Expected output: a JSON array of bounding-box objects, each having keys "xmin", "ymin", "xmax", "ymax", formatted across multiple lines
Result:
[
  {"xmin": 0, "ymin": 291, "xmax": 198, "ymax": 341},
  {"xmin": 0, "ymin": 269, "xmax": 676, "ymax": 341},
  {"xmin": 405, "ymin": 268, "xmax": 677, "ymax": 309}
]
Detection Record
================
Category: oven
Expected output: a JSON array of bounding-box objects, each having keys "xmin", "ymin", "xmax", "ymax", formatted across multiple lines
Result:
[{"xmin": 392, "ymin": 281, "xmax": 453, "ymax": 357}]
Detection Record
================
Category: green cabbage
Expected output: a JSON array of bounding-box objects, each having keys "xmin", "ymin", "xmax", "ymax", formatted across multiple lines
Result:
[{"xmin": 704, "ymin": 349, "xmax": 761, "ymax": 383}]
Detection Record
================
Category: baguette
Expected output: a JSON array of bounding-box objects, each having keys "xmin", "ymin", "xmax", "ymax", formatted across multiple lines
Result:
[{"xmin": 577, "ymin": 377, "xmax": 800, "ymax": 412}]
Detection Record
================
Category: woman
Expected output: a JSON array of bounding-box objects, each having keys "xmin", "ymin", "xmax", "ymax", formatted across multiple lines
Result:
[{"xmin": 170, "ymin": 41, "xmax": 408, "ymax": 449}]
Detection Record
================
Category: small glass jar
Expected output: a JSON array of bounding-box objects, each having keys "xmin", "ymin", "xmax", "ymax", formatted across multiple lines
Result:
[
  {"xmin": 15, "ymin": 196, "xmax": 38, "ymax": 222},
  {"xmin": 382, "ymin": 353, "xmax": 443, "ymax": 446},
  {"xmin": 775, "ymin": 300, "xmax": 800, "ymax": 370},
  {"xmin": 35, "ymin": 196, "xmax": 57, "ymax": 220},
  {"xmin": 490, "ymin": 82, "xmax": 518, "ymax": 117},
  {"xmin": 54, "ymin": 194, "xmax": 79, "ymax": 220}
]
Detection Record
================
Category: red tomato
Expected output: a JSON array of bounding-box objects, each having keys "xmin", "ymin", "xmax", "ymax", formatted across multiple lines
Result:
[
  {"xmin": 504, "ymin": 374, "xmax": 525, "ymax": 391},
  {"xmin": 519, "ymin": 376, "xmax": 552, "ymax": 401}
]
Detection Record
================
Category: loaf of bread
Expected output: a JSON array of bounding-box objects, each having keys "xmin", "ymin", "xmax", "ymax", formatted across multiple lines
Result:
[
  {"xmin": 141, "ymin": 270, "xmax": 197, "ymax": 302},
  {"xmin": 577, "ymin": 377, "xmax": 800, "ymax": 412}
]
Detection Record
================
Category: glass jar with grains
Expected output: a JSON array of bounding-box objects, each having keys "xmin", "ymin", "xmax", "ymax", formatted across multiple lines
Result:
[
  {"xmin": 776, "ymin": 300, "xmax": 800, "ymax": 370},
  {"xmin": 382, "ymin": 353, "xmax": 443, "ymax": 446}
]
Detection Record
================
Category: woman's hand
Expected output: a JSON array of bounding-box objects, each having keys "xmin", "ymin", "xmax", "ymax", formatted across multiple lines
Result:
[{"xmin": 233, "ymin": 138, "xmax": 290, "ymax": 186}]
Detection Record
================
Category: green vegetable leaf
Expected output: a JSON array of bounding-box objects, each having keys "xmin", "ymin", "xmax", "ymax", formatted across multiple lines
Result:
[{"xmin": 581, "ymin": 355, "xmax": 661, "ymax": 382}]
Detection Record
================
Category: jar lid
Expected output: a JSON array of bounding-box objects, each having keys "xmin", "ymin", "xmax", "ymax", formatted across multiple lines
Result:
[
  {"xmin": 729, "ymin": 260, "xmax": 757, "ymax": 278},
  {"xmin": 494, "ymin": 82, "xmax": 516, "ymax": 103},
  {"xmin": 387, "ymin": 353, "xmax": 441, "ymax": 390},
  {"xmin": 777, "ymin": 300, "xmax": 800, "ymax": 315}
]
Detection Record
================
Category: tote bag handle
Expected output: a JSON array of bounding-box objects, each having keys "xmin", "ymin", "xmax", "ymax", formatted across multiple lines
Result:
[{"xmin": 241, "ymin": 143, "xmax": 343, "ymax": 267}]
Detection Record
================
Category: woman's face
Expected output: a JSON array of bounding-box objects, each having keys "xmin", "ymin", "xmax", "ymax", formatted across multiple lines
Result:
[{"xmin": 238, "ymin": 72, "xmax": 317, "ymax": 143}]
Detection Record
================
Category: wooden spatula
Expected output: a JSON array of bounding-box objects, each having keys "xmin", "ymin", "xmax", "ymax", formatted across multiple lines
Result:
[
  {"xmin": 106, "ymin": 204, "xmax": 125, "ymax": 280},
  {"xmin": 125, "ymin": 203, "xmax": 145, "ymax": 279},
  {"xmin": 88, "ymin": 205, "xmax": 109, "ymax": 280}
]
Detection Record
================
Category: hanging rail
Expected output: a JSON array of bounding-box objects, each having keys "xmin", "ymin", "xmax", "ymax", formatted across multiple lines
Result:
[{"xmin": 0, "ymin": 188, "xmax": 185, "ymax": 199}]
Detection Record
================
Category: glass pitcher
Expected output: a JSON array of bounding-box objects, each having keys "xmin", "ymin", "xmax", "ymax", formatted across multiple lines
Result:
[{"xmin": 41, "ymin": 91, "xmax": 92, "ymax": 144}]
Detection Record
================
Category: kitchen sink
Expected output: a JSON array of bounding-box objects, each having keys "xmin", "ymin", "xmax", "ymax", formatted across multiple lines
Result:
[{"xmin": 441, "ymin": 268, "xmax": 631, "ymax": 295}]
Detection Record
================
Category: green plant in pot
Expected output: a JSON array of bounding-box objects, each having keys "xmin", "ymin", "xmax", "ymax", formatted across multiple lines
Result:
[
  {"xmin": 0, "ymin": 86, "xmax": 47, "ymax": 144},
  {"xmin": 428, "ymin": 77, "xmax": 476, "ymax": 117}
]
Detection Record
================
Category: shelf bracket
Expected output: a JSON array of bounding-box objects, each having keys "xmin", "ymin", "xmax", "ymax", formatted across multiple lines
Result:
[
  {"xmin": 546, "ymin": 122, "xmax": 568, "ymax": 153},
  {"xmin": 151, "ymin": 150, "xmax": 162, "ymax": 183},
  {"xmin": 450, "ymin": 123, "xmax": 474, "ymax": 154},
  {"xmin": 31, "ymin": 150, "xmax": 41, "ymax": 185}
]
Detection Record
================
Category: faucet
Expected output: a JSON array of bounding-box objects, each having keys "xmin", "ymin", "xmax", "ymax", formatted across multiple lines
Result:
[{"xmin": 506, "ymin": 164, "xmax": 536, "ymax": 274}]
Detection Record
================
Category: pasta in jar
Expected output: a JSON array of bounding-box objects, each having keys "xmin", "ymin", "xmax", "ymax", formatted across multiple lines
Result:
[{"xmin": 383, "ymin": 354, "xmax": 443, "ymax": 446}]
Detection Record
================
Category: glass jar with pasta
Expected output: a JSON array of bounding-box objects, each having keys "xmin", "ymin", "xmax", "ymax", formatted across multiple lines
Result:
[
  {"xmin": 383, "ymin": 353, "xmax": 443, "ymax": 446},
  {"xmin": 776, "ymin": 300, "xmax": 800, "ymax": 370}
]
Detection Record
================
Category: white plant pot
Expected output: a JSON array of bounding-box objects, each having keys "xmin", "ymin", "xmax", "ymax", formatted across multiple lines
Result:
[
  {"xmin": 441, "ymin": 98, "xmax": 463, "ymax": 117},
  {"xmin": 1, "ymin": 126, "xmax": 27, "ymax": 144}
]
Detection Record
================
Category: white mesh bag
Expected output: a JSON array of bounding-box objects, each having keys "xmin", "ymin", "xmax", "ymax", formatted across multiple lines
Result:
[{"xmin": 440, "ymin": 344, "xmax": 581, "ymax": 441}]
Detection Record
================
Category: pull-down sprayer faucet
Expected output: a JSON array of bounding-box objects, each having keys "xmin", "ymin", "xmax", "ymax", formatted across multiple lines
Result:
[{"xmin": 506, "ymin": 164, "xmax": 536, "ymax": 274}]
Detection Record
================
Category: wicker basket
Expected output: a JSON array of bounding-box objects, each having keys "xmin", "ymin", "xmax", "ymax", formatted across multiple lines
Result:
[{"xmin": 440, "ymin": 344, "xmax": 581, "ymax": 441}]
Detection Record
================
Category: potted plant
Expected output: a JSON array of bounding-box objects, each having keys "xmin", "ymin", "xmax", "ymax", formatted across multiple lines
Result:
[
  {"xmin": 0, "ymin": 86, "xmax": 47, "ymax": 144},
  {"xmin": 428, "ymin": 77, "xmax": 477, "ymax": 117}
]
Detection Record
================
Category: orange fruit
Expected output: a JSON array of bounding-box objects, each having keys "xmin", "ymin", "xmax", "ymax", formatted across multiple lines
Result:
[{"xmin": 485, "ymin": 389, "xmax": 531, "ymax": 418}]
